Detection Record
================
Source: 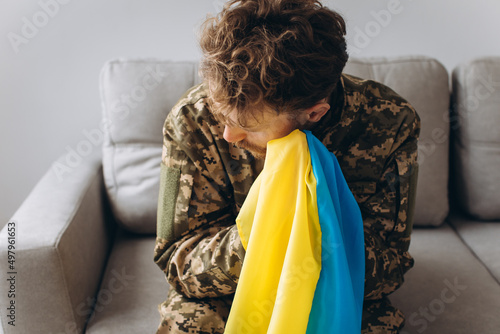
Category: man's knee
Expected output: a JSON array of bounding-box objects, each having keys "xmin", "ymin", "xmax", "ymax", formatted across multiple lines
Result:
[{"xmin": 156, "ymin": 289, "xmax": 232, "ymax": 334}]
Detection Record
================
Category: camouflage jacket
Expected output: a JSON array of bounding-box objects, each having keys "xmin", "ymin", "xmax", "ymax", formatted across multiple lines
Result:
[{"xmin": 154, "ymin": 74, "xmax": 420, "ymax": 328}]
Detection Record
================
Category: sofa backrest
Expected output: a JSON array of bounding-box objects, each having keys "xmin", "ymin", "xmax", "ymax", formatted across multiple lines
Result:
[
  {"xmin": 451, "ymin": 57, "xmax": 500, "ymax": 220},
  {"xmin": 99, "ymin": 56, "xmax": 450, "ymax": 234},
  {"xmin": 100, "ymin": 59, "xmax": 201, "ymax": 234}
]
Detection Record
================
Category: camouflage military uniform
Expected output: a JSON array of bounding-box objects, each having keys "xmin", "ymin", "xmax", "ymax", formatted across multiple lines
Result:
[{"xmin": 154, "ymin": 74, "xmax": 420, "ymax": 333}]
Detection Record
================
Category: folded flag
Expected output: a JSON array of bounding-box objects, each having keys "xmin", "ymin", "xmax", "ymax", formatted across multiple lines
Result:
[{"xmin": 225, "ymin": 129, "xmax": 365, "ymax": 334}]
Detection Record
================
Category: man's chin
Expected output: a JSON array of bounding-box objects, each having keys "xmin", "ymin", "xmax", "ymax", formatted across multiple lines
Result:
[
  {"xmin": 247, "ymin": 149, "xmax": 266, "ymax": 160},
  {"xmin": 235, "ymin": 141, "xmax": 267, "ymax": 159}
]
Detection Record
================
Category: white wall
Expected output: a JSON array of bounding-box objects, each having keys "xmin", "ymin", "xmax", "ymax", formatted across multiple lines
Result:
[
  {"xmin": 331, "ymin": 0, "xmax": 500, "ymax": 68},
  {"xmin": 1, "ymin": 0, "xmax": 500, "ymax": 228}
]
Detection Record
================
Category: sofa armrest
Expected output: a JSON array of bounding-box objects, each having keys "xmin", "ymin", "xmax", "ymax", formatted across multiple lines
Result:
[{"xmin": 0, "ymin": 151, "xmax": 114, "ymax": 334}]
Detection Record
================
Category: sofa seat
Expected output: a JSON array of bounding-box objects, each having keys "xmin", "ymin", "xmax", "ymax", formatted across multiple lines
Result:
[
  {"xmin": 85, "ymin": 231, "xmax": 167, "ymax": 334},
  {"xmin": 448, "ymin": 212, "xmax": 500, "ymax": 284},
  {"xmin": 390, "ymin": 222, "xmax": 500, "ymax": 334},
  {"xmin": 83, "ymin": 221, "xmax": 500, "ymax": 334}
]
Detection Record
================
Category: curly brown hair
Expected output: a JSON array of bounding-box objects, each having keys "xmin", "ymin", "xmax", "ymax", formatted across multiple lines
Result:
[{"xmin": 199, "ymin": 0, "xmax": 348, "ymax": 126}]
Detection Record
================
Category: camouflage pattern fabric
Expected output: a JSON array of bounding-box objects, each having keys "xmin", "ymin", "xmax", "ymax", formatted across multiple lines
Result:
[
  {"xmin": 156, "ymin": 288, "xmax": 232, "ymax": 334},
  {"xmin": 154, "ymin": 74, "xmax": 420, "ymax": 333}
]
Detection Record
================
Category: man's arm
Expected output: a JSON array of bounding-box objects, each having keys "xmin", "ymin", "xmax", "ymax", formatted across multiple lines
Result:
[
  {"xmin": 154, "ymin": 100, "xmax": 245, "ymax": 299},
  {"xmin": 360, "ymin": 108, "xmax": 420, "ymax": 300}
]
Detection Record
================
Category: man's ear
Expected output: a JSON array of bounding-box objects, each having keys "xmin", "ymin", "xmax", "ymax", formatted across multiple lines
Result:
[{"xmin": 305, "ymin": 102, "xmax": 330, "ymax": 123}]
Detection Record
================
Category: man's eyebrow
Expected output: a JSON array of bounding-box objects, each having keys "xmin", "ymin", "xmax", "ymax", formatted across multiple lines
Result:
[{"xmin": 240, "ymin": 125, "xmax": 258, "ymax": 131}]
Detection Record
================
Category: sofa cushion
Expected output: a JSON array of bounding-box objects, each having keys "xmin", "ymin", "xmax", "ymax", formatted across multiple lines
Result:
[
  {"xmin": 390, "ymin": 224, "xmax": 500, "ymax": 334},
  {"xmin": 100, "ymin": 59, "xmax": 201, "ymax": 234},
  {"xmin": 447, "ymin": 212, "xmax": 500, "ymax": 283},
  {"xmin": 451, "ymin": 57, "xmax": 500, "ymax": 220},
  {"xmin": 85, "ymin": 231, "xmax": 168, "ymax": 334},
  {"xmin": 344, "ymin": 56, "xmax": 450, "ymax": 226},
  {"xmin": 85, "ymin": 225, "xmax": 500, "ymax": 334}
]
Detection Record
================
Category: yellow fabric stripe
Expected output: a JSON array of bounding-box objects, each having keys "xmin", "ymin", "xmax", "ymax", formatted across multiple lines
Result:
[{"xmin": 227, "ymin": 130, "xmax": 322, "ymax": 334}]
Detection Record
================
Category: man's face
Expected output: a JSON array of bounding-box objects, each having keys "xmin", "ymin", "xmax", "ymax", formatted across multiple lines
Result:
[{"xmin": 222, "ymin": 108, "xmax": 303, "ymax": 159}]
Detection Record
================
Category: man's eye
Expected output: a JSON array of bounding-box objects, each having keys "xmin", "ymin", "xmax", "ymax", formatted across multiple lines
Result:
[{"xmin": 243, "ymin": 127, "xmax": 259, "ymax": 132}]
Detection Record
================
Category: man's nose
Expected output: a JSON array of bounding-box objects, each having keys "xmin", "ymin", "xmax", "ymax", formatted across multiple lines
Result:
[{"xmin": 223, "ymin": 125, "xmax": 247, "ymax": 143}]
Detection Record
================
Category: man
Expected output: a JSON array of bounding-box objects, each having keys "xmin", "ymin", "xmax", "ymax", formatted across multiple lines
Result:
[{"xmin": 154, "ymin": 0, "xmax": 420, "ymax": 333}]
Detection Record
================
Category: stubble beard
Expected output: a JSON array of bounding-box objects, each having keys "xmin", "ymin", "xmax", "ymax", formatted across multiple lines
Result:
[{"xmin": 235, "ymin": 140, "xmax": 267, "ymax": 159}]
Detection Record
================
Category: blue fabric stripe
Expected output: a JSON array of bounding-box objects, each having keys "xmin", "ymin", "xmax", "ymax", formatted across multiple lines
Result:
[{"xmin": 305, "ymin": 130, "xmax": 365, "ymax": 334}]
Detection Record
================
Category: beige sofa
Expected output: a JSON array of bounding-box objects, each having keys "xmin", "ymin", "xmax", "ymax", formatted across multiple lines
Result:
[{"xmin": 1, "ymin": 55, "xmax": 500, "ymax": 334}]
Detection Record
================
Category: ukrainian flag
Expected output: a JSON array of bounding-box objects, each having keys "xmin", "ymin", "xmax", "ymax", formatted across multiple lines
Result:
[{"xmin": 225, "ymin": 129, "xmax": 365, "ymax": 334}]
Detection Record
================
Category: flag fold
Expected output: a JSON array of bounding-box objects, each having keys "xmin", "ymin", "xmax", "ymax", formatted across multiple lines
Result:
[{"xmin": 225, "ymin": 129, "xmax": 364, "ymax": 334}]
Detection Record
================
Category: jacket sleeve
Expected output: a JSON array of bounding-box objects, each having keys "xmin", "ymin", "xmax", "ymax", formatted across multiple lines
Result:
[
  {"xmin": 360, "ymin": 107, "xmax": 420, "ymax": 300},
  {"xmin": 154, "ymin": 104, "xmax": 245, "ymax": 299}
]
